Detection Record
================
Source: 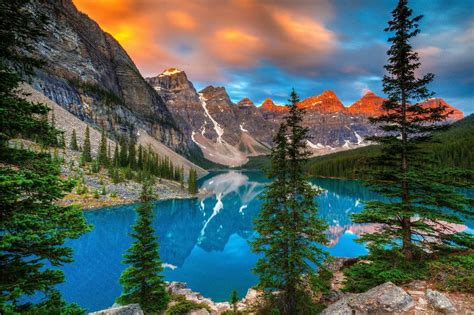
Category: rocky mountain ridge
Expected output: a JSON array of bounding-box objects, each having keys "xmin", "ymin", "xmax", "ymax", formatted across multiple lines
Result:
[
  {"xmin": 148, "ymin": 68, "xmax": 463, "ymax": 166},
  {"xmin": 25, "ymin": 0, "xmax": 464, "ymax": 169},
  {"xmin": 26, "ymin": 0, "xmax": 204, "ymax": 167}
]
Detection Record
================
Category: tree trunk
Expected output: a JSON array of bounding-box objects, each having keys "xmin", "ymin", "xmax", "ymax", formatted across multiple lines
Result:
[{"xmin": 401, "ymin": 90, "xmax": 413, "ymax": 260}]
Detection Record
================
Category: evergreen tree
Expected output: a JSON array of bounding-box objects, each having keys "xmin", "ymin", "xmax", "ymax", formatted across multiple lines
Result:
[
  {"xmin": 187, "ymin": 168, "xmax": 198, "ymax": 194},
  {"xmin": 81, "ymin": 126, "xmax": 92, "ymax": 163},
  {"xmin": 70, "ymin": 129, "xmax": 78, "ymax": 151},
  {"xmin": 230, "ymin": 290, "xmax": 239, "ymax": 314},
  {"xmin": 116, "ymin": 183, "xmax": 169, "ymax": 312},
  {"xmin": 251, "ymin": 89, "xmax": 328, "ymax": 314},
  {"xmin": 97, "ymin": 129, "xmax": 108, "ymax": 167},
  {"xmin": 137, "ymin": 144, "xmax": 143, "ymax": 170},
  {"xmin": 353, "ymin": 0, "xmax": 473, "ymax": 260},
  {"xmin": 119, "ymin": 136, "xmax": 128, "ymax": 167},
  {"xmin": 180, "ymin": 166, "xmax": 184, "ymax": 189},
  {"xmin": 128, "ymin": 137, "xmax": 136, "ymax": 170},
  {"xmin": 0, "ymin": 0, "xmax": 89, "ymax": 312},
  {"xmin": 113, "ymin": 143, "xmax": 119, "ymax": 167}
]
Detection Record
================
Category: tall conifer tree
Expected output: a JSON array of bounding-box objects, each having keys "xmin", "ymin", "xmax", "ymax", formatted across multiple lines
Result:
[
  {"xmin": 116, "ymin": 183, "xmax": 169, "ymax": 312},
  {"xmin": 70, "ymin": 129, "xmax": 78, "ymax": 151},
  {"xmin": 0, "ymin": 0, "xmax": 89, "ymax": 312},
  {"xmin": 251, "ymin": 89, "xmax": 328, "ymax": 314},
  {"xmin": 119, "ymin": 136, "xmax": 128, "ymax": 167},
  {"xmin": 81, "ymin": 126, "xmax": 92, "ymax": 163},
  {"xmin": 97, "ymin": 129, "xmax": 108, "ymax": 167},
  {"xmin": 353, "ymin": 0, "xmax": 473, "ymax": 260}
]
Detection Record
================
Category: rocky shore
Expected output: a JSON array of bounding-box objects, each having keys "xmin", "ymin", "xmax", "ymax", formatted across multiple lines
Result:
[{"xmin": 90, "ymin": 258, "xmax": 474, "ymax": 315}]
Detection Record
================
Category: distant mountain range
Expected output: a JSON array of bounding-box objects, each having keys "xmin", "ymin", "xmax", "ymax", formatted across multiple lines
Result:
[
  {"xmin": 147, "ymin": 68, "xmax": 463, "ymax": 166},
  {"xmin": 25, "ymin": 0, "xmax": 464, "ymax": 168}
]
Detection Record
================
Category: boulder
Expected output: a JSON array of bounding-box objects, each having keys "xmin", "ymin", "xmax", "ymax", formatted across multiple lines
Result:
[
  {"xmin": 88, "ymin": 304, "xmax": 143, "ymax": 315},
  {"xmin": 187, "ymin": 309, "xmax": 210, "ymax": 315},
  {"xmin": 426, "ymin": 289, "xmax": 456, "ymax": 314},
  {"xmin": 321, "ymin": 282, "xmax": 413, "ymax": 315}
]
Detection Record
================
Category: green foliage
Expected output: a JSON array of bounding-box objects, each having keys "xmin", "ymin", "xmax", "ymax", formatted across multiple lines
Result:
[
  {"xmin": 81, "ymin": 126, "xmax": 92, "ymax": 163},
  {"xmin": 119, "ymin": 136, "xmax": 128, "ymax": 167},
  {"xmin": 307, "ymin": 115, "xmax": 474, "ymax": 181},
  {"xmin": 428, "ymin": 252, "xmax": 474, "ymax": 293},
  {"xmin": 0, "ymin": 0, "xmax": 89, "ymax": 312},
  {"xmin": 343, "ymin": 249, "xmax": 429, "ymax": 292},
  {"xmin": 97, "ymin": 129, "xmax": 108, "ymax": 167},
  {"xmin": 116, "ymin": 184, "xmax": 169, "ymax": 312},
  {"xmin": 187, "ymin": 168, "xmax": 198, "ymax": 194},
  {"xmin": 165, "ymin": 297, "xmax": 210, "ymax": 315},
  {"xmin": 101, "ymin": 186, "xmax": 107, "ymax": 195},
  {"xmin": 128, "ymin": 137, "xmax": 136, "ymax": 169},
  {"xmin": 251, "ymin": 89, "xmax": 328, "ymax": 314},
  {"xmin": 110, "ymin": 190, "xmax": 118, "ymax": 198},
  {"xmin": 230, "ymin": 289, "xmax": 239, "ymax": 313},
  {"xmin": 344, "ymin": 249, "xmax": 474, "ymax": 293},
  {"xmin": 350, "ymin": 0, "xmax": 473, "ymax": 261}
]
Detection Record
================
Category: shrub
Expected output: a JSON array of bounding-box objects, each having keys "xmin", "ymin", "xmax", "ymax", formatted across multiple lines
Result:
[
  {"xmin": 165, "ymin": 298, "xmax": 210, "ymax": 315},
  {"xmin": 429, "ymin": 252, "xmax": 474, "ymax": 293},
  {"xmin": 343, "ymin": 249, "xmax": 428, "ymax": 292},
  {"xmin": 110, "ymin": 190, "xmax": 118, "ymax": 198}
]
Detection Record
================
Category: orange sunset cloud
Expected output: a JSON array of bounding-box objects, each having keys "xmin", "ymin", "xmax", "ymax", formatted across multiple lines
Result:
[{"xmin": 72, "ymin": 0, "xmax": 337, "ymax": 80}]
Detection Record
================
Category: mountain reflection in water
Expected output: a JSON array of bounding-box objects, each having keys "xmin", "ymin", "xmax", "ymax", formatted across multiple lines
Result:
[{"xmin": 57, "ymin": 171, "xmax": 470, "ymax": 311}]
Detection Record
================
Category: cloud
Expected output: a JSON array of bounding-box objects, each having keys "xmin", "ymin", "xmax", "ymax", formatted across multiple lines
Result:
[
  {"xmin": 73, "ymin": 0, "xmax": 336, "ymax": 80},
  {"xmin": 73, "ymin": 0, "xmax": 473, "ymax": 114}
]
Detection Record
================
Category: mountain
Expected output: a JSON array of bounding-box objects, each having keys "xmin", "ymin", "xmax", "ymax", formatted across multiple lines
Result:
[
  {"xmin": 147, "ymin": 70, "xmax": 272, "ymax": 166},
  {"xmin": 25, "ymin": 0, "xmax": 204, "ymax": 168},
  {"xmin": 348, "ymin": 91, "xmax": 464, "ymax": 120},
  {"xmin": 149, "ymin": 68, "xmax": 464, "ymax": 166},
  {"xmin": 24, "ymin": 0, "xmax": 464, "ymax": 169},
  {"xmin": 298, "ymin": 90, "xmax": 347, "ymax": 112},
  {"xmin": 306, "ymin": 114, "xmax": 474, "ymax": 179},
  {"xmin": 348, "ymin": 91, "xmax": 385, "ymax": 116}
]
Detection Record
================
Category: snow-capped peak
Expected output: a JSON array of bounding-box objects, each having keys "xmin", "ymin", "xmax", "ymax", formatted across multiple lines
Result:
[{"xmin": 159, "ymin": 67, "xmax": 183, "ymax": 77}]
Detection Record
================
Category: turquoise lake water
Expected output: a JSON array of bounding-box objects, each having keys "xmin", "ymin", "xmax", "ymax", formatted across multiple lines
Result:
[{"xmin": 56, "ymin": 171, "xmax": 472, "ymax": 312}]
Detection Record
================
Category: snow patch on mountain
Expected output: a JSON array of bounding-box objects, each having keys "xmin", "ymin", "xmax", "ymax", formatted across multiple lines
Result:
[
  {"xmin": 159, "ymin": 68, "xmax": 182, "ymax": 76},
  {"xmin": 199, "ymin": 93, "xmax": 224, "ymax": 143}
]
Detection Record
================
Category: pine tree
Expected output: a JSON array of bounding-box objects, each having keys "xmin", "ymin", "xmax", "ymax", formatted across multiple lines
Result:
[
  {"xmin": 97, "ymin": 129, "xmax": 108, "ymax": 167},
  {"xmin": 187, "ymin": 168, "xmax": 198, "ymax": 194},
  {"xmin": 119, "ymin": 136, "xmax": 128, "ymax": 167},
  {"xmin": 116, "ymin": 183, "xmax": 169, "ymax": 312},
  {"xmin": 180, "ymin": 166, "xmax": 184, "ymax": 189},
  {"xmin": 0, "ymin": 1, "xmax": 89, "ymax": 312},
  {"xmin": 81, "ymin": 126, "xmax": 92, "ymax": 163},
  {"xmin": 353, "ymin": 0, "xmax": 473, "ymax": 260},
  {"xmin": 137, "ymin": 144, "xmax": 143, "ymax": 170},
  {"xmin": 230, "ymin": 289, "xmax": 239, "ymax": 314},
  {"xmin": 128, "ymin": 137, "xmax": 136, "ymax": 170},
  {"xmin": 70, "ymin": 129, "xmax": 78, "ymax": 151},
  {"xmin": 113, "ymin": 143, "xmax": 119, "ymax": 167},
  {"xmin": 251, "ymin": 89, "xmax": 328, "ymax": 314}
]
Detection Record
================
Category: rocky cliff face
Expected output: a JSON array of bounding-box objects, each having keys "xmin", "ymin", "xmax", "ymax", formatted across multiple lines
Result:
[
  {"xmin": 148, "ymin": 68, "xmax": 464, "ymax": 166},
  {"xmin": 147, "ymin": 71, "xmax": 272, "ymax": 166},
  {"xmin": 348, "ymin": 92, "xmax": 464, "ymax": 121},
  {"xmin": 27, "ymin": 0, "xmax": 195, "ymax": 156}
]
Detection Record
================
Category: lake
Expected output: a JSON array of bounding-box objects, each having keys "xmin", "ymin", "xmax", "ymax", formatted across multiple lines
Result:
[{"xmin": 56, "ymin": 171, "xmax": 471, "ymax": 312}]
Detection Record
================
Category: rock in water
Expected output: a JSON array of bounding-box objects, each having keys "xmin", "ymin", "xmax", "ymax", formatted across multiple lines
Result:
[
  {"xmin": 89, "ymin": 304, "xmax": 143, "ymax": 315},
  {"xmin": 321, "ymin": 282, "xmax": 413, "ymax": 315},
  {"xmin": 426, "ymin": 289, "xmax": 456, "ymax": 314}
]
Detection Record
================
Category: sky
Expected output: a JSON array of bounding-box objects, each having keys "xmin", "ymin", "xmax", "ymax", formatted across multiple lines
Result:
[{"xmin": 73, "ymin": 0, "xmax": 474, "ymax": 114}]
